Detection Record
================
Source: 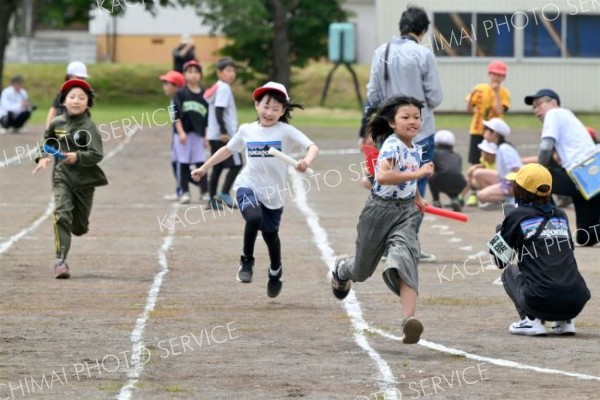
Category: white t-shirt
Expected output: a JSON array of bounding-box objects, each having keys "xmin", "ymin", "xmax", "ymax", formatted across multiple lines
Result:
[
  {"xmin": 205, "ymin": 80, "xmax": 238, "ymax": 140},
  {"xmin": 227, "ymin": 121, "xmax": 315, "ymax": 209},
  {"xmin": 0, "ymin": 86, "xmax": 28, "ymax": 119},
  {"xmin": 542, "ymin": 108, "xmax": 596, "ymax": 169},
  {"xmin": 496, "ymin": 143, "xmax": 522, "ymax": 179},
  {"xmin": 372, "ymin": 135, "xmax": 422, "ymax": 200}
]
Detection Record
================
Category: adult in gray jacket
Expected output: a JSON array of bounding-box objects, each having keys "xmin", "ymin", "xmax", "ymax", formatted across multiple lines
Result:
[{"xmin": 366, "ymin": 5, "xmax": 443, "ymax": 261}]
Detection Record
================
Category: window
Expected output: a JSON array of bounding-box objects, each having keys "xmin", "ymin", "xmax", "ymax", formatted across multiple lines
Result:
[
  {"xmin": 523, "ymin": 12, "xmax": 562, "ymax": 57},
  {"xmin": 567, "ymin": 15, "xmax": 600, "ymax": 57},
  {"xmin": 431, "ymin": 13, "xmax": 514, "ymax": 57}
]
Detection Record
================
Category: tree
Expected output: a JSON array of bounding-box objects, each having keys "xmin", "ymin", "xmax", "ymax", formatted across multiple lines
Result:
[
  {"xmin": 1, "ymin": 0, "xmax": 347, "ymax": 92},
  {"xmin": 0, "ymin": 0, "xmax": 19, "ymax": 88},
  {"xmin": 184, "ymin": 0, "xmax": 348, "ymax": 89}
]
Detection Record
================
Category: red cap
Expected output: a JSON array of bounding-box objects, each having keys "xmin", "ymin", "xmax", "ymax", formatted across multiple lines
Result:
[
  {"xmin": 60, "ymin": 79, "xmax": 92, "ymax": 95},
  {"xmin": 183, "ymin": 60, "xmax": 202, "ymax": 73},
  {"xmin": 587, "ymin": 126, "xmax": 597, "ymax": 141},
  {"xmin": 488, "ymin": 60, "xmax": 507, "ymax": 76},
  {"xmin": 160, "ymin": 70, "xmax": 185, "ymax": 88},
  {"xmin": 252, "ymin": 81, "xmax": 289, "ymax": 101}
]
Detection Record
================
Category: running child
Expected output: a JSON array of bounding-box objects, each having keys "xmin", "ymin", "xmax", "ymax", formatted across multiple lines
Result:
[
  {"xmin": 191, "ymin": 82, "xmax": 318, "ymax": 298},
  {"xmin": 330, "ymin": 96, "xmax": 434, "ymax": 344},
  {"xmin": 33, "ymin": 79, "xmax": 108, "ymax": 279},
  {"xmin": 45, "ymin": 61, "xmax": 89, "ymax": 128},
  {"xmin": 488, "ymin": 163, "xmax": 590, "ymax": 336}
]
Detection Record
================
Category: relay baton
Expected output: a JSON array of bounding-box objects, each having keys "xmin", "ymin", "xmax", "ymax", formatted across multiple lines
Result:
[
  {"xmin": 267, "ymin": 147, "xmax": 314, "ymax": 175},
  {"xmin": 424, "ymin": 204, "xmax": 469, "ymax": 223},
  {"xmin": 43, "ymin": 144, "xmax": 66, "ymax": 161}
]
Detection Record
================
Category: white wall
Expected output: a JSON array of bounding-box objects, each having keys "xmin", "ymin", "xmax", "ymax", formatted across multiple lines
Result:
[{"xmin": 373, "ymin": 0, "xmax": 600, "ymax": 112}]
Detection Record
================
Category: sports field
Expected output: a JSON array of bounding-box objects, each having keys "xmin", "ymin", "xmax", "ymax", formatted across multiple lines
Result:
[{"xmin": 1, "ymin": 118, "xmax": 599, "ymax": 400}]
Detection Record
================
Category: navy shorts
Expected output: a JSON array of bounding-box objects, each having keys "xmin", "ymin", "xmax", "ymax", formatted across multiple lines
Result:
[{"xmin": 236, "ymin": 187, "xmax": 283, "ymax": 233}]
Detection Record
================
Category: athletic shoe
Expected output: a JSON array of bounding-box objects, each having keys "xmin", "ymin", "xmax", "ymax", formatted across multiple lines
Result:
[
  {"xmin": 267, "ymin": 266, "xmax": 283, "ymax": 298},
  {"xmin": 479, "ymin": 201, "xmax": 502, "ymax": 211},
  {"xmin": 200, "ymin": 192, "xmax": 210, "ymax": 202},
  {"xmin": 219, "ymin": 193, "xmax": 237, "ymax": 208},
  {"xmin": 419, "ymin": 251, "xmax": 437, "ymax": 263},
  {"xmin": 509, "ymin": 317, "xmax": 547, "ymax": 336},
  {"xmin": 551, "ymin": 320, "xmax": 576, "ymax": 336},
  {"xmin": 401, "ymin": 317, "xmax": 424, "ymax": 344},
  {"xmin": 449, "ymin": 198, "xmax": 462, "ymax": 212},
  {"xmin": 53, "ymin": 260, "xmax": 70, "ymax": 279},
  {"xmin": 331, "ymin": 256, "xmax": 352, "ymax": 300},
  {"xmin": 163, "ymin": 193, "xmax": 179, "ymax": 201},
  {"xmin": 466, "ymin": 193, "xmax": 478, "ymax": 206},
  {"xmin": 206, "ymin": 198, "xmax": 224, "ymax": 210},
  {"xmin": 237, "ymin": 255, "xmax": 254, "ymax": 283},
  {"xmin": 179, "ymin": 192, "xmax": 191, "ymax": 204}
]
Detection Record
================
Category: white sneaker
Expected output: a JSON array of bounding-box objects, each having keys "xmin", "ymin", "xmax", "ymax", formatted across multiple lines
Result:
[
  {"xmin": 551, "ymin": 320, "xmax": 576, "ymax": 336},
  {"xmin": 201, "ymin": 192, "xmax": 210, "ymax": 201},
  {"xmin": 509, "ymin": 317, "xmax": 547, "ymax": 336},
  {"xmin": 179, "ymin": 192, "xmax": 191, "ymax": 204},
  {"xmin": 163, "ymin": 193, "xmax": 179, "ymax": 201},
  {"xmin": 419, "ymin": 251, "xmax": 437, "ymax": 263}
]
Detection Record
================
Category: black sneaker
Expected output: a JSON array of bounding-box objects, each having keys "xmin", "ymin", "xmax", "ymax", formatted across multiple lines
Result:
[
  {"xmin": 401, "ymin": 317, "xmax": 424, "ymax": 344},
  {"xmin": 237, "ymin": 255, "xmax": 254, "ymax": 283},
  {"xmin": 331, "ymin": 256, "xmax": 351, "ymax": 300},
  {"xmin": 267, "ymin": 266, "xmax": 282, "ymax": 298}
]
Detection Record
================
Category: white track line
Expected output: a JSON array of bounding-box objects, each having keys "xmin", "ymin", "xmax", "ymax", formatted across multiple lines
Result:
[
  {"xmin": 0, "ymin": 129, "xmax": 139, "ymax": 255},
  {"xmin": 0, "ymin": 200, "xmax": 54, "ymax": 255},
  {"xmin": 369, "ymin": 327, "xmax": 600, "ymax": 381},
  {"xmin": 116, "ymin": 205, "xmax": 178, "ymax": 400},
  {"xmin": 0, "ymin": 148, "xmax": 39, "ymax": 169},
  {"xmin": 290, "ymin": 169, "xmax": 398, "ymax": 398}
]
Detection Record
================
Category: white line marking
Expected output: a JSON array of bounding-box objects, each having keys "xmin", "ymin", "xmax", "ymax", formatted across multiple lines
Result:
[
  {"xmin": 0, "ymin": 147, "xmax": 39, "ymax": 169},
  {"xmin": 290, "ymin": 169, "xmax": 398, "ymax": 398},
  {"xmin": 0, "ymin": 200, "xmax": 54, "ymax": 255},
  {"xmin": 369, "ymin": 327, "xmax": 600, "ymax": 381},
  {"xmin": 116, "ymin": 205, "xmax": 178, "ymax": 400},
  {"xmin": 0, "ymin": 129, "xmax": 138, "ymax": 255}
]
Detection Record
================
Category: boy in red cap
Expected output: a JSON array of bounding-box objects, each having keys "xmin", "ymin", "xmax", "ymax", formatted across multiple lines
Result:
[
  {"xmin": 33, "ymin": 79, "xmax": 108, "ymax": 279},
  {"xmin": 465, "ymin": 60, "xmax": 511, "ymax": 205},
  {"xmin": 159, "ymin": 70, "xmax": 186, "ymax": 201}
]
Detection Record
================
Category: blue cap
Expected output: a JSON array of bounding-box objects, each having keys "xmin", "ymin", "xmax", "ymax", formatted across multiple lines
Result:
[{"xmin": 524, "ymin": 89, "xmax": 560, "ymax": 106}]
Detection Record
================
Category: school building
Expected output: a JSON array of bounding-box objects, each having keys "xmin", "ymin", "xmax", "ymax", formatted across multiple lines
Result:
[{"xmin": 374, "ymin": 0, "xmax": 600, "ymax": 112}]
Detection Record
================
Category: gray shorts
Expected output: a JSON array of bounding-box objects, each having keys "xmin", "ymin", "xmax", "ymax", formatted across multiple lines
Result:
[{"xmin": 337, "ymin": 194, "xmax": 422, "ymax": 296}]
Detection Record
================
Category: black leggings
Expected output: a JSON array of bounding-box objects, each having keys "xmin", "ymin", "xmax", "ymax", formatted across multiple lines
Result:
[
  {"xmin": 179, "ymin": 162, "xmax": 208, "ymax": 194},
  {"xmin": 242, "ymin": 204, "xmax": 281, "ymax": 270}
]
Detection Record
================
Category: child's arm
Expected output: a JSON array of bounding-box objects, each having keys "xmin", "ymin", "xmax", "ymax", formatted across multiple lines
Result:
[
  {"xmin": 297, "ymin": 143, "xmax": 319, "ymax": 173},
  {"xmin": 491, "ymin": 82, "xmax": 504, "ymax": 115},
  {"xmin": 175, "ymin": 120, "xmax": 187, "ymax": 145},
  {"xmin": 191, "ymin": 145, "xmax": 233, "ymax": 181},
  {"xmin": 375, "ymin": 158, "xmax": 434, "ymax": 185}
]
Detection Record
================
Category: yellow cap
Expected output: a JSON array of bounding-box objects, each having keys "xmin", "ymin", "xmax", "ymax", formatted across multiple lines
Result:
[{"xmin": 506, "ymin": 163, "xmax": 552, "ymax": 196}]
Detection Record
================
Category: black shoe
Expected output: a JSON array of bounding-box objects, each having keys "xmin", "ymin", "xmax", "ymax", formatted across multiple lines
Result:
[
  {"xmin": 267, "ymin": 266, "xmax": 282, "ymax": 298},
  {"xmin": 237, "ymin": 255, "xmax": 254, "ymax": 283},
  {"xmin": 331, "ymin": 256, "xmax": 351, "ymax": 300}
]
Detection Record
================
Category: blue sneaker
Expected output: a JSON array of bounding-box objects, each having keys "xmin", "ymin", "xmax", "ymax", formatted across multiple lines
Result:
[{"xmin": 219, "ymin": 193, "xmax": 236, "ymax": 208}]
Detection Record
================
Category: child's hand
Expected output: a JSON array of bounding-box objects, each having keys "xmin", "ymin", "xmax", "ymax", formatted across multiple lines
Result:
[
  {"xmin": 296, "ymin": 159, "xmax": 311, "ymax": 173},
  {"xmin": 178, "ymin": 132, "xmax": 187, "ymax": 145},
  {"xmin": 418, "ymin": 162, "xmax": 434, "ymax": 179},
  {"xmin": 63, "ymin": 152, "xmax": 78, "ymax": 165},
  {"xmin": 415, "ymin": 197, "xmax": 428, "ymax": 213},
  {"xmin": 191, "ymin": 166, "xmax": 206, "ymax": 182},
  {"xmin": 32, "ymin": 157, "xmax": 51, "ymax": 174}
]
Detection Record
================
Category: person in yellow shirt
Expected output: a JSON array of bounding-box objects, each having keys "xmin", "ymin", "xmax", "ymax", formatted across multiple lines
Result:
[{"xmin": 465, "ymin": 60, "xmax": 510, "ymax": 205}]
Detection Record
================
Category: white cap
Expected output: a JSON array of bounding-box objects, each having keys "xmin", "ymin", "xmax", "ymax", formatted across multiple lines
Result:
[
  {"xmin": 66, "ymin": 61, "xmax": 89, "ymax": 78},
  {"xmin": 477, "ymin": 140, "xmax": 498, "ymax": 155},
  {"xmin": 482, "ymin": 118, "xmax": 510, "ymax": 137},
  {"xmin": 434, "ymin": 130, "xmax": 455, "ymax": 146},
  {"xmin": 252, "ymin": 81, "xmax": 290, "ymax": 101},
  {"xmin": 181, "ymin": 33, "xmax": 192, "ymax": 44}
]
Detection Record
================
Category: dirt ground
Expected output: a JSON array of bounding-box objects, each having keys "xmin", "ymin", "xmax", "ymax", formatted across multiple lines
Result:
[{"xmin": 1, "ymin": 121, "xmax": 599, "ymax": 400}]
